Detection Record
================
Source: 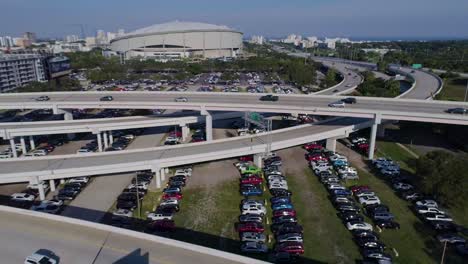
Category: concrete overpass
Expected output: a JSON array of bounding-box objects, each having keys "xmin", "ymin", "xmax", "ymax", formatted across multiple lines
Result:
[{"xmin": 0, "ymin": 205, "xmax": 267, "ymax": 264}]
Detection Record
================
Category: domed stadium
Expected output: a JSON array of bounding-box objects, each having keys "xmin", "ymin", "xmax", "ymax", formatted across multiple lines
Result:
[{"xmin": 110, "ymin": 21, "xmax": 243, "ymax": 61}]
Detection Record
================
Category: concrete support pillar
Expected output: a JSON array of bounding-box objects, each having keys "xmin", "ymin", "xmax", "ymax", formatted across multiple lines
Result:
[
  {"xmin": 165, "ymin": 168, "xmax": 169, "ymax": 174},
  {"xmin": 60, "ymin": 179, "xmax": 65, "ymax": 184},
  {"xmin": 49, "ymin": 179, "xmax": 56, "ymax": 192},
  {"xmin": 181, "ymin": 125, "xmax": 189, "ymax": 141},
  {"xmin": 31, "ymin": 177, "xmax": 45, "ymax": 201},
  {"xmin": 326, "ymin": 137, "xmax": 337, "ymax": 152},
  {"xmin": 154, "ymin": 170, "xmax": 161, "ymax": 189},
  {"xmin": 96, "ymin": 133, "xmax": 103, "ymax": 152},
  {"xmin": 254, "ymin": 154, "xmax": 263, "ymax": 168},
  {"xmin": 203, "ymin": 111, "xmax": 213, "ymax": 141},
  {"xmin": 55, "ymin": 108, "xmax": 75, "ymax": 140},
  {"xmin": 29, "ymin": 136, "xmax": 35, "ymax": 150},
  {"xmin": 109, "ymin": 133, "xmax": 114, "ymax": 144},
  {"xmin": 20, "ymin": 136, "xmax": 27, "ymax": 154},
  {"xmin": 368, "ymin": 114, "xmax": 382, "ymax": 160},
  {"xmin": 377, "ymin": 125, "xmax": 386, "ymax": 138},
  {"xmin": 103, "ymin": 131, "xmax": 109, "ymax": 149},
  {"xmin": 160, "ymin": 168, "xmax": 166, "ymax": 181},
  {"xmin": 9, "ymin": 138, "xmax": 17, "ymax": 158}
]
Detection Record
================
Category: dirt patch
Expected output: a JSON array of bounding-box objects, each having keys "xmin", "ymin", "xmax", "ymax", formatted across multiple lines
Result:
[{"xmin": 186, "ymin": 158, "xmax": 240, "ymax": 189}]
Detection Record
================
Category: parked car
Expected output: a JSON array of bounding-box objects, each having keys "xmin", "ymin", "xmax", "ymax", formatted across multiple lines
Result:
[
  {"xmin": 241, "ymin": 232, "xmax": 267, "ymax": 243},
  {"xmin": 416, "ymin": 200, "xmax": 438, "ymax": 208},
  {"xmin": 424, "ymin": 213, "xmax": 453, "ymax": 222},
  {"xmin": 275, "ymin": 241, "xmax": 305, "ymax": 255},
  {"xmin": 237, "ymin": 222, "xmax": 265, "ymax": 233},
  {"xmin": 10, "ymin": 192, "xmax": 35, "ymax": 202},
  {"xmin": 277, "ymin": 233, "xmax": 303, "ymax": 243},
  {"xmin": 346, "ymin": 221, "xmax": 373, "ymax": 231},
  {"xmin": 240, "ymin": 241, "xmax": 268, "ymax": 253},
  {"xmin": 147, "ymin": 212, "xmax": 173, "ymax": 221},
  {"xmin": 146, "ymin": 219, "xmax": 176, "ymax": 233},
  {"xmin": 273, "ymin": 208, "xmax": 297, "ymax": 218},
  {"xmin": 436, "ymin": 234, "xmax": 466, "ymax": 244},
  {"xmin": 375, "ymin": 220, "xmax": 400, "ymax": 229}
]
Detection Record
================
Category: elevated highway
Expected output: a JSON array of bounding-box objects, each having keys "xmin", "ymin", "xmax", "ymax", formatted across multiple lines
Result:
[{"xmin": 0, "ymin": 205, "xmax": 267, "ymax": 264}]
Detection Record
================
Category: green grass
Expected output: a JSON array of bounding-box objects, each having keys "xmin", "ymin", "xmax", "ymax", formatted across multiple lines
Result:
[
  {"xmin": 172, "ymin": 179, "xmax": 243, "ymax": 252},
  {"xmin": 376, "ymin": 141, "xmax": 416, "ymax": 174},
  {"xmin": 344, "ymin": 168, "xmax": 442, "ymax": 264},
  {"xmin": 288, "ymin": 169, "xmax": 361, "ymax": 263},
  {"xmin": 437, "ymin": 78, "xmax": 468, "ymax": 101}
]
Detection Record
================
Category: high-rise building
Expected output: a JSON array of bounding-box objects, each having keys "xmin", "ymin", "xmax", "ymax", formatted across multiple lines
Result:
[
  {"xmin": 106, "ymin": 32, "xmax": 116, "ymax": 42},
  {"xmin": 23, "ymin": 32, "xmax": 37, "ymax": 43},
  {"xmin": 85, "ymin": 37, "xmax": 97, "ymax": 47},
  {"xmin": 0, "ymin": 54, "xmax": 47, "ymax": 92},
  {"xmin": 250, "ymin": 35, "xmax": 265, "ymax": 45},
  {"xmin": 96, "ymin": 30, "xmax": 107, "ymax": 45},
  {"xmin": 65, "ymin": 35, "xmax": 79, "ymax": 43}
]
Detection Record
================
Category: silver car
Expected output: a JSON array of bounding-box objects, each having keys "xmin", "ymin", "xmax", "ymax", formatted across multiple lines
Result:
[
  {"xmin": 241, "ymin": 232, "xmax": 266, "ymax": 243},
  {"xmin": 239, "ymin": 214, "xmax": 264, "ymax": 223},
  {"xmin": 240, "ymin": 241, "xmax": 268, "ymax": 253},
  {"xmin": 174, "ymin": 97, "xmax": 188, "ymax": 102},
  {"xmin": 277, "ymin": 233, "xmax": 303, "ymax": 243},
  {"xmin": 328, "ymin": 101, "xmax": 345, "ymax": 108}
]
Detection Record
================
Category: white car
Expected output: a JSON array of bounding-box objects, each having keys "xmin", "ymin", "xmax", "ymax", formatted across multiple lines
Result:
[
  {"xmin": 122, "ymin": 134, "xmax": 135, "ymax": 140},
  {"xmin": 355, "ymin": 191, "xmax": 376, "ymax": 198},
  {"xmin": 424, "ymin": 213, "xmax": 453, "ymax": 222},
  {"xmin": 416, "ymin": 206, "xmax": 445, "ymax": 215},
  {"xmin": 27, "ymin": 181, "xmax": 49, "ymax": 192},
  {"xmin": 358, "ymin": 196, "xmax": 381, "ymax": 206},
  {"xmin": 269, "ymin": 183, "xmax": 288, "ymax": 190},
  {"xmin": 112, "ymin": 209, "xmax": 133, "ymax": 218},
  {"xmin": 24, "ymin": 251, "xmax": 58, "ymax": 264},
  {"xmin": 346, "ymin": 221, "xmax": 373, "ymax": 231},
  {"xmin": 31, "ymin": 199, "xmax": 64, "ymax": 209},
  {"xmin": 174, "ymin": 169, "xmax": 191, "ymax": 177},
  {"xmin": 242, "ymin": 206, "xmax": 266, "ymax": 216},
  {"xmin": 242, "ymin": 203, "xmax": 266, "ymax": 211},
  {"xmin": 327, "ymin": 184, "xmax": 346, "ymax": 191},
  {"xmin": 127, "ymin": 182, "xmax": 149, "ymax": 190},
  {"xmin": 147, "ymin": 212, "xmax": 173, "ymax": 221},
  {"xmin": 416, "ymin": 200, "xmax": 438, "ymax": 208},
  {"xmin": 160, "ymin": 199, "xmax": 179, "ymax": 206},
  {"xmin": 242, "ymin": 200, "xmax": 264, "ymax": 207},
  {"xmin": 328, "ymin": 101, "xmax": 345, "ymax": 108},
  {"xmin": 342, "ymin": 172, "xmax": 359, "ymax": 180},
  {"xmin": 0, "ymin": 151, "xmax": 13, "ymax": 159},
  {"xmin": 174, "ymin": 97, "xmax": 188, "ymax": 102},
  {"xmin": 11, "ymin": 192, "xmax": 35, "ymax": 202},
  {"xmin": 338, "ymin": 167, "xmax": 357, "ymax": 175},
  {"xmin": 68, "ymin": 177, "xmax": 90, "ymax": 184}
]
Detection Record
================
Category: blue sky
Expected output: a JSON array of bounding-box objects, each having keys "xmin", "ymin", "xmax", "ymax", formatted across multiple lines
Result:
[{"xmin": 1, "ymin": 0, "xmax": 467, "ymax": 39}]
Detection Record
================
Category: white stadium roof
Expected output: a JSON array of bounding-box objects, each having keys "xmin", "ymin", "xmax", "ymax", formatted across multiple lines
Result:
[{"xmin": 126, "ymin": 21, "xmax": 235, "ymax": 36}]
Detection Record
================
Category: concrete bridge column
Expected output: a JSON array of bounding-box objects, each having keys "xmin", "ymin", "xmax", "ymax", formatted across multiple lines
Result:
[
  {"xmin": 160, "ymin": 168, "xmax": 166, "ymax": 181},
  {"xmin": 96, "ymin": 132, "xmax": 103, "ymax": 152},
  {"xmin": 103, "ymin": 131, "xmax": 109, "ymax": 149},
  {"xmin": 49, "ymin": 179, "xmax": 56, "ymax": 192},
  {"xmin": 29, "ymin": 136, "xmax": 35, "ymax": 150},
  {"xmin": 368, "ymin": 114, "xmax": 382, "ymax": 160},
  {"xmin": 9, "ymin": 138, "xmax": 17, "ymax": 158},
  {"xmin": 20, "ymin": 136, "xmax": 27, "ymax": 154},
  {"xmin": 153, "ymin": 169, "xmax": 161, "ymax": 189},
  {"xmin": 109, "ymin": 132, "xmax": 114, "ymax": 144},
  {"xmin": 202, "ymin": 111, "xmax": 213, "ymax": 141},
  {"xmin": 60, "ymin": 179, "xmax": 66, "ymax": 184},
  {"xmin": 326, "ymin": 137, "xmax": 337, "ymax": 152},
  {"xmin": 54, "ymin": 108, "xmax": 75, "ymax": 140},
  {"xmin": 30, "ymin": 177, "xmax": 45, "ymax": 201},
  {"xmin": 254, "ymin": 154, "xmax": 263, "ymax": 168},
  {"xmin": 181, "ymin": 125, "xmax": 190, "ymax": 141}
]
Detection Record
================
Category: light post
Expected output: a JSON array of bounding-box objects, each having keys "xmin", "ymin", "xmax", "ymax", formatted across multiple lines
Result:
[
  {"xmin": 134, "ymin": 175, "xmax": 141, "ymax": 219},
  {"xmin": 464, "ymin": 80, "xmax": 468, "ymax": 102}
]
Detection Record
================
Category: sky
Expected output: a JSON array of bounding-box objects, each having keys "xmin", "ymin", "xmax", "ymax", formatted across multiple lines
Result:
[{"xmin": 1, "ymin": 0, "xmax": 467, "ymax": 40}]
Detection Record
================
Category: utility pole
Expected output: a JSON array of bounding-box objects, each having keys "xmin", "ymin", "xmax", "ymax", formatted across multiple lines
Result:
[
  {"xmin": 464, "ymin": 80, "xmax": 468, "ymax": 102},
  {"xmin": 440, "ymin": 241, "xmax": 447, "ymax": 264},
  {"xmin": 134, "ymin": 175, "xmax": 141, "ymax": 218}
]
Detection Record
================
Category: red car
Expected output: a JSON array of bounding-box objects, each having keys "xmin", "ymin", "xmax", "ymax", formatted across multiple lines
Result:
[
  {"xmin": 273, "ymin": 209, "xmax": 297, "ymax": 218},
  {"xmin": 350, "ymin": 185, "xmax": 371, "ymax": 194},
  {"xmin": 190, "ymin": 138, "xmax": 205, "ymax": 143},
  {"xmin": 169, "ymin": 131, "xmax": 182, "ymax": 138},
  {"xmin": 304, "ymin": 143, "xmax": 323, "ymax": 151},
  {"xmin": 275, "ymin": 242, "xmax": 305, "ymax": 255},
  {"xmin": 241, "ymin": 176, "xmax": 263, "ymax": 184},
  {"xmin": 162, "ymin": 192, "xmax": 183, "ymax": 200},
  {"xmin": 237, "ymin": 222, "xmax": 265, "ymax": 233},
  {"xmin": 305, "ymin": 153, "xmax": 326, "ymax": 162},
  {"xmin": 146, "ymin": 219, "xmax": 176, "ymax": 232},
  {"xmin": 239, "ymin": 155, "xmax": 254, "ymax": 162}
]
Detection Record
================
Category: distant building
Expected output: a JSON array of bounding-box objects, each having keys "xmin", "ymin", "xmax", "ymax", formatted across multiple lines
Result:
[
  {"xmin": 65, "ymin": 35, "xmax": 79, "ymax": 43},
  {"xmin": 117, "ymin": 29, "xmax": 125, "ymax": 37},
  {"xmin": 96, "ymin": 30, "xmax": 107, "ymax": 45},
  {"xmin": 23, "ymin": 32, "xmax": 37, "ymax": 43},
  {"xmin": 85, "ymin": 37, "xmax": 97, "ymax": 47},
  {"xmin": 51, "ymin": 41, "xmax": 90, "ymax": 53},
  {"xmin": 106, "ymin": 32, "xmax": 116, "ymax": 42},
  {"xmin": 0, "ymin": 36, "xmax": 14, "ymax": 47},
  {"xmin": 0, "ymin": 54, "xmax": 47, "ymax": 92},
  {"xmin": 14, "ymin": 38, "xmax": 32, "ymax": 48},
  {"xmin": 250, "ymin": 35, "xmax": 265, "ymax": 45}
]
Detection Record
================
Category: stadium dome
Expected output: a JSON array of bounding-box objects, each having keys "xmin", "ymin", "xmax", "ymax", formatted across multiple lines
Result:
[{"xmin": 110, "ymin": 21, "xmax": 243, "ymax": 61}]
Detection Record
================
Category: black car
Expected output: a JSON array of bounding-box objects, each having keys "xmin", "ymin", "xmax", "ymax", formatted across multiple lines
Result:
[
  {"xmin": 271, "ymin": 196, "xmax": 291, "ymax": 204},
  {"xmin": 168, "ymin": 180, "xmax": 185, "ymax": 188},
  {"xmin": 341, "ymin": 97, "xmax": 357, "ymax": 104},
  {"xmin": 365, "ymin": 204, "xmax": 390, "ymax": 217},
  {"xmin": 272, "ymin": 215, "xmax": 297, "ymax": 225},
  {"xmin": 429, "ymin": 221, "xmax": 458, "ymax": 232},
  {"xmin": 116, "ymin": 200, "xmax": 137, "ymax": 210},
  {"xmin": 340, "ymin": 212, "xmax": 364, "ymax": 223},
  {"xmin": 270, "ymin": 188, "xmax": 292, "ymax": 197},
  {"xmin": 170, "ymin": 175, "xmax": 186, "ymax": 182},
  {"xmin": 337, "ymin": 204, "xmax": 360, "ymax": 213},
  {"xmin": 260, "ymin": 94, "xmax": 279, "ymax": 102},
  {"xmin": 56, "ymin": 190, "xmax": 77, "ymax": 200},
  {"xmin": 355, "ymin": 236, "xmax": 379, "ymax": 247},
  {"xmin": 446, "ymin": 108, "xmax": 467, "ymax": 114},
  {"xmin": 353, "ymin": 230, "xmax": 379, "ymax": 239},
  {"xmin": 100, "ymin": 96, "xmax": 114, "ymax": 101},
  {"xmin": 375, "ymin": 220, "xmax": 400, "ymax": 229},
  {"xmin": 118, "ymin": 192, "xmax": 139, "ymax": 202},
  {"xmin": 273, "ymin": 223, "xmax": 304, "ymax": 236}
]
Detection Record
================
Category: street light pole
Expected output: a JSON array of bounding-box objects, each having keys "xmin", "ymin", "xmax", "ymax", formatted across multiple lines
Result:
[
  {"xmin": 135, "ymin": 175, "xmax": 141, "ymax": 219},
  {"xmin": 464, "ymin": 80, "xmax": 468, "ymax": 102}
]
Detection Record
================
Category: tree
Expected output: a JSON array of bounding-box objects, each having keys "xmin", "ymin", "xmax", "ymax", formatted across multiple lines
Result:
[{"xmin": 415, "ymin": 151, "xmax": 468, "ymax": 206}]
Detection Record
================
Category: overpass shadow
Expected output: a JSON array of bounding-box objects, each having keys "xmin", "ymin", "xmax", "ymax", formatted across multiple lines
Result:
[{"xmin": 0, "ymin": 195, "xmax": 330, "ymax": 264}]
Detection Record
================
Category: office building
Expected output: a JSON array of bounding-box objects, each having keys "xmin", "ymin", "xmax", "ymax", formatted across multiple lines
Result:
[{"xmin": 0, "ymin": 54, "xmax": 47, "ymax": 92}]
